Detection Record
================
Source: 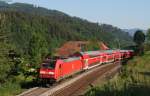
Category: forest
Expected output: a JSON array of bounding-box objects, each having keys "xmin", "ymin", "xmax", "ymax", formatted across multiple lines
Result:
[{"xmin": 0, "ymin": 2, "xmax": 134, "ymax": 95}]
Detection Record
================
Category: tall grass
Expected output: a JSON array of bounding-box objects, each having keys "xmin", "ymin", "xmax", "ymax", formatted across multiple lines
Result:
[
  {"xmin": 85, "ymin": 51, "xmax": 150, "ymax": 96},
  {"xmin": 0, "ymin": 74, "xmax": 34, "ymax": 96},
  {"xmin": 0, "ymin": 81, "xmax": 21, "ymax": 96}
]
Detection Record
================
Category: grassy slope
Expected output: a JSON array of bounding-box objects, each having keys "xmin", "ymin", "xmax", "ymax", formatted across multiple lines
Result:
[
  {"xmin": 0, "ymin": 74, "xmax": 35, "ymax": 96},
  {"xmin": 85, "ymin": 51, "xmax": 150, "ymax": 96}
]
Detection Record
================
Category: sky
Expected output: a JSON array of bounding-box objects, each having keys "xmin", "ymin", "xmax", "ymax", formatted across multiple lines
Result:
[{"xmin": 7, "ymin": 0, "xmax": 150, "ymax": 29}]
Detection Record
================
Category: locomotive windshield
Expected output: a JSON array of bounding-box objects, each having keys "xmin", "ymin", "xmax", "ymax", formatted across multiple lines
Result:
[{"xmin": 42, "ymin": 60, "xmax": 56, "ymax": 69}]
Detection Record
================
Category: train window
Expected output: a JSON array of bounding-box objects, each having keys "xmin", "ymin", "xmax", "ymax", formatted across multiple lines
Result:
[
  {"xmin": 42, "ymin": 60, "xmax": 56, "ymax": 69},
  {"xmin": 59, "ymin": 64, "xmax": 61, "ymax": 69}
]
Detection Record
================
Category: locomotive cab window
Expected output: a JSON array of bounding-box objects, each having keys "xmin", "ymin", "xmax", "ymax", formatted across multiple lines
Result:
[
  {"xmin": 42, "ymin": 60, "xmax": 56, "ymax": 69},
  {"xmin": 59, "ymin": 64, "xmax": 61, "ymax": 69}
]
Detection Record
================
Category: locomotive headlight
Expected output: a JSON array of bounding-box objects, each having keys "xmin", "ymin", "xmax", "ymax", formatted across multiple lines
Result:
[
  {"xmin": 48, "ymin": 72, "xmax": 54, "ymax": 75},
  {"xmin": 40, "ymin": 71, "xmax": 46, "ymax": 74}
]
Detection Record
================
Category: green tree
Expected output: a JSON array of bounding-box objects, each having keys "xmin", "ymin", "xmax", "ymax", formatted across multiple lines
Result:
[
  {"xmin": 146, "ymin": 29, "xmax": 150, "ymax": 42},
  {"xmin": 28, "ymin": 33, "xmax": 48, "ymax": 68},
  {"xmin": 86, "ymin": 40, "xmax": 100, "ymax": 51},
  {"xmin": 145, "ymin": 29, "xmax": 150, "ymax": 51},
  {"xmin": 133, "ymin": 30, "xmax": 145, "ymax": 55},
  {"xmin": 133, "ymin": 30, "xmax": 145, "ymax": 45}
]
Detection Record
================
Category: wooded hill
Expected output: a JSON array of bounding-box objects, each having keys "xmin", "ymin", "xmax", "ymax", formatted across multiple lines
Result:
[
  {"xmin": 0, "ymin": 2, "xmax": 133, "ymax": 49},
  {"xmin": 0, "ymin": 2, "xmax": 133, "ymax": 83}
]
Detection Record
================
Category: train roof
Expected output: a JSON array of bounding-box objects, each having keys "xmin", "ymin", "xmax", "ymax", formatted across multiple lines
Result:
[
  {"xmin": 120, "ymin": 50, "xmax": 129, "ymax": 52},
  {"xmin": 119, "ymin": 49, "xmax": 134, "ymax": 52},
  {"xmin": 63, "ymin": 57, "xmax": 81, "ymax": 62},
  {"xmin": 80, "ymin": 50, "xmax": 115, "ymax": 56},
  {"xmin": 73, "ymin": 49, "xmax": 134, "ymax": 57},
  {"xmin": 101, "ymin": 50, "xmax": 115, "ymax": 53},
  {"xmin": 80, "ymin": 51, "xmax": 103, "ymax": 56}
]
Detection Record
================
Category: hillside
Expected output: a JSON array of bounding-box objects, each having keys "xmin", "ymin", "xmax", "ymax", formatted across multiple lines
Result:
[
  {"xmin": 0, "ymin": 0, "xmax": 133, "ymax": 78},
  {"xmin": 0, "ymin": 2, "xmax": 135, "ymax": 95},
  {"xmin": 0, "ymin": 2, "xmax": 133, "ymax": 49},
  {"xmin": 0, "ymin": 2, "xmax": 134, "ymax": 66}
]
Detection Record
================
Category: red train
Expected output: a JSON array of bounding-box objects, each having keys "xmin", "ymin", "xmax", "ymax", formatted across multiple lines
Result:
[{"xmin": 38, "ymin": 50, "xmax": 134, "ymax": 83}]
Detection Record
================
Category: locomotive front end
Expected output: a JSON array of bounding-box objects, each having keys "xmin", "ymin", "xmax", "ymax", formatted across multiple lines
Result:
[{"xmin": 39, "ymin": 58, "xmax": 57, "ymax": 83}]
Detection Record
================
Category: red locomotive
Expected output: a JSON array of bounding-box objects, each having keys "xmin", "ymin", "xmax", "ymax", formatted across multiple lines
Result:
[{"xmin": 39, "ymin": 50, "xmax": 134, "ymax": 83}]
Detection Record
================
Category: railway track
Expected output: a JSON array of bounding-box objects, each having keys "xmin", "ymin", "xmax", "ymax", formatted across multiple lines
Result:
[
  {"xmin": 17, "ymin": 87, "xmax": 49, "ymax": 96},
  {"xmin": 18, "ymin": 62, "xmax": 121, "ymax": 96}
]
